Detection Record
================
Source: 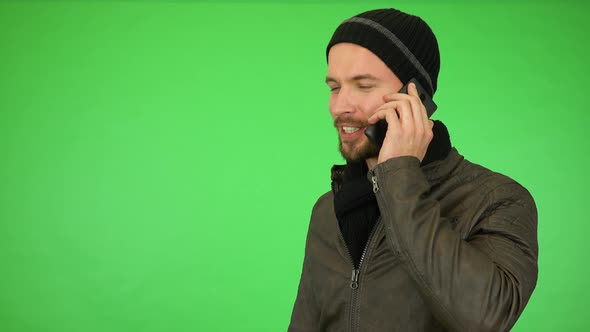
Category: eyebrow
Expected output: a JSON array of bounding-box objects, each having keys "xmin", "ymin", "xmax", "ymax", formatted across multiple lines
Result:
[{"xmin": 325, "ymin": 74, "xmax": 380, "ymax": 84}]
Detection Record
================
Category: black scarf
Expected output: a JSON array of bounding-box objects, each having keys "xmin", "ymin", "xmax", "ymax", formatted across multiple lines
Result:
[{"xmin": 333, "ymin": 120, "xmax": 451, "ymax": 268}]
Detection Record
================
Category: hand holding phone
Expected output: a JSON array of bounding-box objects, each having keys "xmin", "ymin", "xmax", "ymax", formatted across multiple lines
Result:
[{"xmin": 365, "ymin": 78, "xmax": 437, "ymax": 149}]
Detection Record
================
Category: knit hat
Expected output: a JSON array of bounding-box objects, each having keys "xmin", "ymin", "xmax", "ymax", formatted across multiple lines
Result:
[{"xmin": 326, "ymin": 9, "xmax": 440, "ymax": 96}]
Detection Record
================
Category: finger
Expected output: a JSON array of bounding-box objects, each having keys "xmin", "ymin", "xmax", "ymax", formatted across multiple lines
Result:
[
  {"xmin": 368, "ymin": 102, "xmax": 400, "ymax": 124},
  {"xmin": 396, "ymin": 98, "xmax": 414, "ymax": 132},
  {"xmin": 382, "ymin": 92, "xmax": 411, "ymax": 102},
  {"xmin": 383, "ymin": 109, "xmax": 402, "ymax": 135},
  {"xmin": 368, "ymin": 108, "xmax": 401, "ymax": 133},
  {"xmin": 407, "ymin": 82, "xmax": 419, "ymax": 98},
  {"xmin": 368, "ymin": 107, "xmax": 390, "ymax": 124},
  {"xmin": 373, "ymin": 100, "xmax": 413, "ymax": 133}
]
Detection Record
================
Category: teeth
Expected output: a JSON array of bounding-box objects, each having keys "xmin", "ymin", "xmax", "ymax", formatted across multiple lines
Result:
[{"xmin": 343, "ymin": 127, "xmax": 360, "ymax": 134}]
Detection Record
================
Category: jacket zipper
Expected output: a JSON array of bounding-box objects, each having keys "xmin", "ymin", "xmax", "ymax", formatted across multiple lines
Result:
[
  {"xmin": 371, "ymin": 173, "xmax": 379, "ymax": 193},
  {"xmin": 349, "ymin": 171, "xmax": 381, "ymax": 331},
  {"xmin": 338, "ymin": 215, "xmax": 382, "ymax": 332}
]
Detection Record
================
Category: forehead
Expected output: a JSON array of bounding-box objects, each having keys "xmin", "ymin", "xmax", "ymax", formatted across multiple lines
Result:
[{"xmin": 327, "ymin": 43, "xmax": 395, "ymax": 80}]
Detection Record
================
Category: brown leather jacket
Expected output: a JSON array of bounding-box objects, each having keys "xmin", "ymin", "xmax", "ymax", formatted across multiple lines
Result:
[{"xmin": 288, "ymin": 149, "xmax": 538, "ymax": 332}]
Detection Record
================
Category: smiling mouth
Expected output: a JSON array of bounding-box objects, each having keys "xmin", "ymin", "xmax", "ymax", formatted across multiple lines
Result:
[{"xmin": 343, "ymin": 126, "xmax": 360, "ymax": 134}]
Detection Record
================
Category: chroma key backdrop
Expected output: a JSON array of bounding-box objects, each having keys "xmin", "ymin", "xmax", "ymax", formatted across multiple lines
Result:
[{"xmin": 1, "ymin": 1, "xmax": 588, "ymax": 331}]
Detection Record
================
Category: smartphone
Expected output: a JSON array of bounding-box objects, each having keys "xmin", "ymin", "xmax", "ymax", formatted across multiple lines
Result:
[{"xmin": 365, "ymin": 78, "xmax": 437, "ymax": 148}]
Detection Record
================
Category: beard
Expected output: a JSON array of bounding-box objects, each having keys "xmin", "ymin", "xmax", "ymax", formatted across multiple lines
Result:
[{"xmin": 338, "ymin": 135, "xmax": 380, "ymax": 162}]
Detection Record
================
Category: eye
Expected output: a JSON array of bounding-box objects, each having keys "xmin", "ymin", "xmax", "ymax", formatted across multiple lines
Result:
[
  {"xmin": 329, "ymin": 86, "xmax": 340, "ymax": 93},
  {"xmin": 358, "ymin": 85, "xmax": 374, "ymax": 90}
]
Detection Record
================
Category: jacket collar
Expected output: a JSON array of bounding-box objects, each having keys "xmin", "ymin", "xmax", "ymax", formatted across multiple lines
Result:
[{"xmin": 331, "ymin": 148, "xmax": 463, "ymax": 194}]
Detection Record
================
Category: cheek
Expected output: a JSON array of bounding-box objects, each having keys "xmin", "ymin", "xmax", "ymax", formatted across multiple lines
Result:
[
  {"xmin": 359, "ymin": 94, "xmax": 384, "ymax": 117},
  {"xmin": 327, "ymin": 91, "xmax": 384, "ymax": 119}
]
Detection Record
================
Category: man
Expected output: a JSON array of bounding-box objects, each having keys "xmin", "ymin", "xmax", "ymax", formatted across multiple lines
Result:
[{"xmin": 288, "ymin": 8, "xmax": 538, "ymax": 332}]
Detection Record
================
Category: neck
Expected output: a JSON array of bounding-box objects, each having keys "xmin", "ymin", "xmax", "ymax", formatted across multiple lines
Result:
[{"xmin": 365, "ymin": 157, "xmax": 378, "ymax": 170}]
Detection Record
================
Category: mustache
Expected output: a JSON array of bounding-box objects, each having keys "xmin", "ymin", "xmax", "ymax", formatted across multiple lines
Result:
[{"xmin": 333, "ymin": 115, "xmax": 369, "ymax": 128}]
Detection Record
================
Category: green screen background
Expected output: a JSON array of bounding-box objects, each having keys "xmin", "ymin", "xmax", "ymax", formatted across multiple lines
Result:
[{"xmin": 1, "ymin": 0, "xmax": 588, "ymax": 331}]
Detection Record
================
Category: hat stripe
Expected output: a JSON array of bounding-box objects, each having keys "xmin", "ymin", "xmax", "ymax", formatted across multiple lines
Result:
[{"xmin": 342, "ymin": 16, "xmax": 434, "ymax": 93}]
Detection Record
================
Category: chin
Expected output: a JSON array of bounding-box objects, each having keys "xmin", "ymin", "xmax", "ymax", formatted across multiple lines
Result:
[{"xmin": 339, "ymin": 140, "xmax": 379, "ymax": 162}]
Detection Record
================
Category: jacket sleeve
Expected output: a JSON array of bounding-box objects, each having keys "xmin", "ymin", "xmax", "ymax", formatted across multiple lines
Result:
[
  {"xmin": 288, "ymin": 206, "xmax": 321, "ymax": 332},
  {"xmin": 372, "ymin": 156, "xmax": 538, "ymax": 332}
]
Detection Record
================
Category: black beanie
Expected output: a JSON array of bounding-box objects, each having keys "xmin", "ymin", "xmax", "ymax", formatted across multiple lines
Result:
[{"xmin": 326, "ymin": 8, "xmax": 440, "ymax": 96}]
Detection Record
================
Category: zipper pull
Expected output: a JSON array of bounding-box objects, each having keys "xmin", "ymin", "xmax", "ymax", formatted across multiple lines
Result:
[
  {"xmin": 371, "ymin": 175, "xmax": 379, "ymax": 193},
  {"xmin": 350, "ymin": 269, "xmax": 360, "ymax": 289}
]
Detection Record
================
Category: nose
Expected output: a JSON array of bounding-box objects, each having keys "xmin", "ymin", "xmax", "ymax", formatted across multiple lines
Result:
[{"xmin": 330, "ymin": 87, "xmax": 356, "ymax": 118}]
